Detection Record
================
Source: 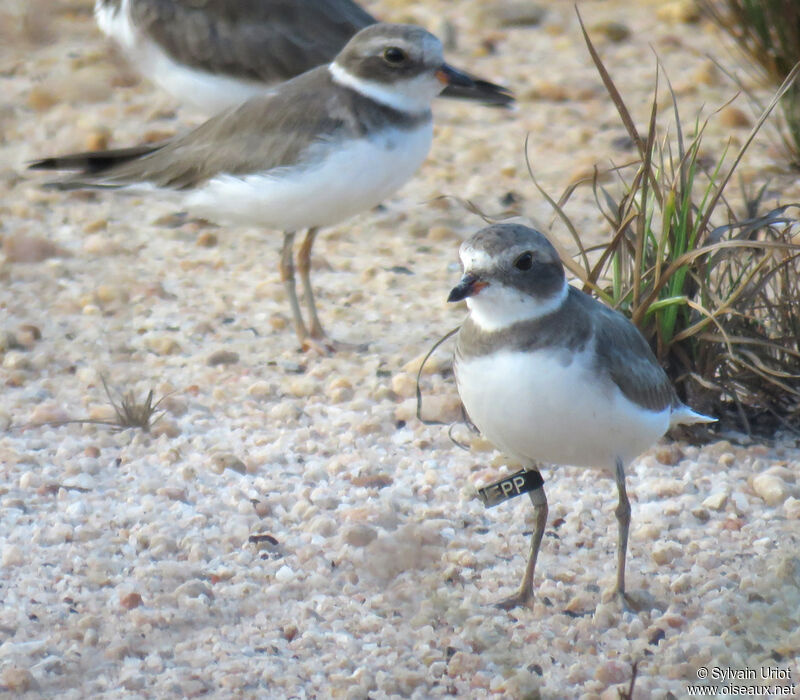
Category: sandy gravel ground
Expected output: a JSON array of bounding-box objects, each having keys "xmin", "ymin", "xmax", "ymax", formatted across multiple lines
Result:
[{"xmin": 1, "ymin": 0, "xmax": 799, "ymax": 698}]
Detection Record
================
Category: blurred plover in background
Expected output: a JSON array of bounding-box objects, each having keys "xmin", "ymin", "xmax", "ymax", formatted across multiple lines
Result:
[
  {"xmin": 94, "ymin": 0, "xmax": 513, "ymax": 113},
  {"xmin": 448, "ymin": 223, "xmax": 715, "ymax": 609},
  {"xmin": 31, "ymin": 23, "xmax": 510, "ymax": 351}
]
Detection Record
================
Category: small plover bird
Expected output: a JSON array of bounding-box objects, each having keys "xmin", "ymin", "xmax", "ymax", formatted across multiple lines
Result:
[
  {"xmin": 95, "ymin": 0, "xmax": 513, "ymax": 112},
  {"xmin": 32, "ymin": 23, "xmax": 502, "ymax": 351},
  {"xmin": 448, "ymin": 223, "xmax": 715, "ymax": 610}
]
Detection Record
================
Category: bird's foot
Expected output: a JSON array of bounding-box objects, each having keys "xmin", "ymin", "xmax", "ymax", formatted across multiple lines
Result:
[
  {"xmin": 495, "ymin": 589, "xmax": 534, "ymax": 611},
  {"xmin": 602, "ymin": 588, "xmax": 646, "ymax": 614},
  {"xmin": 299, "ymin": 335, "xmax": 368, "ymax": 355}
]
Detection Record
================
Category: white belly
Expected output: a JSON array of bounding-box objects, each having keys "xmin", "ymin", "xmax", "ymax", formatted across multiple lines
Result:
[
  {"xmin": 455, "ymin": 348, "xmax": 671, "ymax": 471},
  {"xmin": 96, "ymin": 0, "xmax": 268, "ymax": 113},
  {"xmin": 184, "ymin": 125, "xmax": 433, "ymax": 231}
]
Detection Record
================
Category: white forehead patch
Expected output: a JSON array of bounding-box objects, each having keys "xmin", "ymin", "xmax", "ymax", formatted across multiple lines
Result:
[{"xmin": 459, "ymin": 246, "xmax": 495, "ymax": 271}]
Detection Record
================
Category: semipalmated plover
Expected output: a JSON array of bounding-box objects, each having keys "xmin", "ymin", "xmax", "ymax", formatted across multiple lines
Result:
[
  {"xmin": 95, "ymin": 0, "xmax": 513, "ymax": 112},
  {"xmin": 448, "ymin": 223, "xmax": 715, "ymax": 610},
  {"xmin": 32, "ymin": 23, "xmax": 497, "ymax": 351}
]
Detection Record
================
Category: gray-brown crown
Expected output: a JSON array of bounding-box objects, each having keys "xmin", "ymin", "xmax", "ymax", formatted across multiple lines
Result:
[
  {"xmin": 459, "ymin": 224, "xmax": 566, "ymax": 301},
  {"xmin": 334, "ymin": 23, "xmax": 444, "ymax": 84}
]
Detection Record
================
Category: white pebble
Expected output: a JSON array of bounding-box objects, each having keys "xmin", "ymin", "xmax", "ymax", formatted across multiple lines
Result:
[
  {"xmin": 670, "ymin": 573, "xmax": 692, "ymax": 593},
  {"xmin": 652, "ymin": 541, "xmax": 682, "ymax": 565},
  {"xmin": 731, "ymin": 492, "xmax": 748, "ymax": 515},
  {"xmin": 752, "ymin": 473, "xmax": 788, "ymax": 506},
  {"xmin": 274, "ymin": 565, "xmax": 295, "ymax": 582},
  {"xmin": 702, "ymin": 491, "xmax": 727, "ymax": 510},
  {"xmin": 784, "ymin": 497, "xmax": 800, "ymax": 519},
  {"xmin": 2, "ymin": 545, "xmax": 24, "ymax": 567}
]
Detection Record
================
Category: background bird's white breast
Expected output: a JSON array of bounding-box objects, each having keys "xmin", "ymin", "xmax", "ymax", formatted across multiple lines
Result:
[
  {"xmin": 95, "ymin": 0, "xmax": 266, "ymax": 111},
  {"xmin": 185, "ymin": 124, "xmax": 434, "ymax": 231}
]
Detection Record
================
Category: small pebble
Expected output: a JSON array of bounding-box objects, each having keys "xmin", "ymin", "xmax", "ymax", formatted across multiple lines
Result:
[
  {"xmin": 719, "ymin": 106, "xmax": 752, "ymax": 129},
  {"xmin": 196, "ymin": 232, "xmax": 218, "ymax": 247},
  {"xmin": 175, "ymin": 580, "xmax": 213, "ymax": 599},
  {"xmin": 82, "ymin": 234, "xmax": 120, "ymax": 256},
  {"xmin": 752, "ymin": 473, "xmax": 788, "ymax": 506},
  {"xmin": 784, "ymin": 497, "xmax": 800, "ymax": 519},
  {"xmin": 2, "ymin": 667, "xmax": 34, "ymax": 693},
  {"xmin": 342, "ymin": 524, "xmax": 378, "ymax": 548},
  {"xmin": 652, "ymin": 541, "xmax": 682, "ymax": 565},
  {"xmin": 591, "ymin": 21, "xmax": 631, "ymax": 42},
  {"xmin": 655, "ymin": 444, "xmax": 683, "ymax": 466},
  {"xmin": 145, "ymin": 336, "xmax": 182, "ymax": 355},
  {"xmin": 656, "ymin": 0, "xmax": 700, "ymax": 22},
  {"xmin": 3, "ymin": 350, "xmax": 30, "ymax": 370},
  {"xmin": 2, "ymin": 544, "xmax": 24, "ymax": 567},
  {"xmin": 120, "ymin": 592, "xmax": 143, "ymax": 610},
  {"xmin": 29, "ymin": 403, "xmax": 70, "ymax": 424},
  {"xmin": 483, "ymin": 1, "xmax": 546, "ymax": 27},
  {"xmin": 594, "ymin": 660, "xmax": 627, "ymax": 685},
  {"xmin": 670, "ymin": 573, "xmax": 692, "ymax": 593},
  {"xmin": 274, "ymin": 565, "xmax": 295, "ymax": 583},
  {"xmin": 247, "ymin": 380, "xmax": 273, "ymax": 399},
  {"xmin": 210, "ymin": 454, "xmax": 247, "ymax": 475},
  {"xmin": 731, "ymin": 492, "xmax": 749, "ymax": 515},
  {"xmin": 702, "ymin": 491, "xmax": 727, "ymax": 510},
  {"xmin": 207, "ymin": 349, "xmax": 240, "ymax": 366}
]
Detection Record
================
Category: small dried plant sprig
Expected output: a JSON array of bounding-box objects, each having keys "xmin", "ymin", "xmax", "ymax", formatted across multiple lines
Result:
[
  {"xmin": 23, "ymin": 374, "xmax": 170, "ymax": 433},
  {"xmin": 97, "ymin": 375, "xmax": 168, "ymax": 432}
]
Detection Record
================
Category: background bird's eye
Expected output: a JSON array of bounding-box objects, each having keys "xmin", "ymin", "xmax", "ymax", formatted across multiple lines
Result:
[
  {"xmin": 383, "ymin": 47, "xmax": 407, "ymax": 65},
  {"xmin": 514, "ymin": 252, "xmax": 533, "ymax": 271}
]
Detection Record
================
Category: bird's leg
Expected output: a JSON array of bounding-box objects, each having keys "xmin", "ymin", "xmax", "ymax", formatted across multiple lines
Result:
[
  {"xmin": 296, "ymin": 227, "xmax": 368, "ymax": 353},
  {"xmin": 614, "ymin": 457, "xmax": 634, "ymax": 610},
  {"xmin": 297, "ymin": 227, "xmax": 325, "ymax": 339},
  {"xmin": 279, "ymin": 231, "xmax": 310, "ymax": 346},
  {"xmin": 496, "ymin": 471, "xmax": 548, "ymax": 610}
]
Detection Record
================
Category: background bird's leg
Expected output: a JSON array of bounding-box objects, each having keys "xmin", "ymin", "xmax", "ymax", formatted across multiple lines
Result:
[
  {"xmin": 497, "ymin": 469, "xmax": 547, "ymax": 610},
  {"xmin": 280, "ymin": 231, "xmax": 309, "ymax": 344},
  {"xmin": 297, "ymin": 227, "xmax": 324, "ymax": 339},
  {"xmin": 614, "ymin": 457, "xmax": 631, "ymax": 598}
]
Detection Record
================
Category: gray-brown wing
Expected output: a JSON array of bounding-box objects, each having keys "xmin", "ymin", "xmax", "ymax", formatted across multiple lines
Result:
[
  {"xmin": 590, "ymin": 297, "xmax": 679, "ymax": 413},
  {"xmin": 36, "ymin": 68, "xmax": 352, "ymax": 190},
  {"xmin": 131, "ymin": 0, "xmax": 376, "ymax": 83}
]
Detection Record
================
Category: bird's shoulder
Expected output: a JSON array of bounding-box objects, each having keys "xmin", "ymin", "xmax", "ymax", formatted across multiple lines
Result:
[
  {"xmin": 80, "ymin": 68, "xmax": 355, "ymax": 188},
  {"xmin": 582, "ymin": 291, "xmax": 679, "ymax": 413}
]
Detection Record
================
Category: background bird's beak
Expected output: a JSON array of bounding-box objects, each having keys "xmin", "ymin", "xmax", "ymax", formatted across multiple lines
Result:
[
  {"xmin": 447, "ymin": 274, "xmax": 489, "ymax": 302},
  {"xmin": 436, "ymin": 64, "xmax": 476, "ymax": 88},
  {"xmin": 436, "ymin": 64, "xmax": 515, "ymax": 108}
]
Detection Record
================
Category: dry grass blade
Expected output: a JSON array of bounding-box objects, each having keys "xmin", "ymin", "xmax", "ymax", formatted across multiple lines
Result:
[
  {"xmin": 534, "ymin": 17, "xmax": 800, "ymax": 438},
  {"xmin": 699, "ymin": 0, "xmax": 800, "ymax": 166},
  {"xmin": 524, "ymin": 135, "xmax": 592, "ymax": 281},
  {"xmin": 576, "ymin": 6, "xmax": 663, "ymax": 207},
  {"xmin": 696, "ymin": 61, "xmax": 800, "ymax": 237},
  {"xmin": 428, "ymin": 195, "xmax": 520, "ymax": 224}
]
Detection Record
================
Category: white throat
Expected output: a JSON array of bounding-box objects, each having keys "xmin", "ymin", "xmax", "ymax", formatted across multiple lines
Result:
[
  {"xmin": 328, "ymin": 62, "xmax": 439, "ymax": 113},
  {"xmin": 466, "ymin": 278, "xmax": 569, "ymax": 332}
]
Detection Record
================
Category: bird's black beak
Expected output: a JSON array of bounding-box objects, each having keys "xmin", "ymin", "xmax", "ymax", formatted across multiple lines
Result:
[
  {"xmin": 436, "ymin": 63, "xmax": 476, "ymax": 88},
  {"xmin": 447, "ymin": 273, "xmax": 489, "ymax": 302},
  {"xmin": 436, "ymin": 64, "xmax": 514, "ymax": 108}
]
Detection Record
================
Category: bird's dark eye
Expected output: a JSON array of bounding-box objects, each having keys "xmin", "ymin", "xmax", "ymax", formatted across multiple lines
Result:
[
  {"xmin": 514, "ymin": 252, "xmax": 533, "ymax": 271},
  {"xmin": 383, "ymin": 47, "xmax": 407, "ymax": 65}
]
